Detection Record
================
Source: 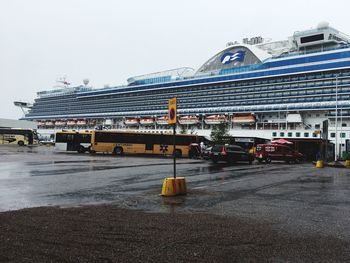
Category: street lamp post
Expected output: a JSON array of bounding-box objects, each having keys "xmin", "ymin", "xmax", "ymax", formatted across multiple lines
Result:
[
  {"xmin": 335, "ymin": 74, "xmax": 339, "ymax": 161},
  {"xmin": 286, "ymin": 105, "xmax": 288, "ymax": 131}
]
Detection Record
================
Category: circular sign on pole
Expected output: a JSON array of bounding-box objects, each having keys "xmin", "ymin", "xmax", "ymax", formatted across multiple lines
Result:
[
  {"xmin": 168, "ymin": 98, "xmax": 177, "ymax": 125},
  {"xmin": 170, "ymin": 108, "xmax": 175, "ymax": 121}
]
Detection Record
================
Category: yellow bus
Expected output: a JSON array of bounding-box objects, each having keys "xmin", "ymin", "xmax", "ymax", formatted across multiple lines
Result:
[
  {"xmin": 0, "ymin": 128, "xmax": 39, "ymax": 146},
  {"xmin": 91, "ymin": 130, "xmax": 199, "ymax": 157},
  {"xmin": 55, "ymin": 131, "xmax": 92, "ymax": 153}
]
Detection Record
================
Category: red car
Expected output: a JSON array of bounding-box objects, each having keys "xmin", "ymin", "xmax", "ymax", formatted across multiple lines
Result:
[{"xmin": 255, "ymin": 144, "xmax": 303, "ymax": 164}]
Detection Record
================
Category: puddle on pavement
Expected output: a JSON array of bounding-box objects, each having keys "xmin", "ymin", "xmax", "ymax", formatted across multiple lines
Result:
[
  {"xmin": 297, "ymin": 176, "xmax": 334, "ymax": 183},
  {"xmin": 28, "ymin": 161, "xmax": 191, "ymax": 177}
]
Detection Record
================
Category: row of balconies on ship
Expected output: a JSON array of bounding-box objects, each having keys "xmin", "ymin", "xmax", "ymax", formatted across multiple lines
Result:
[
  {"xmin": 28, "ymin": 79, "xmax": 350, "ymax": 115},
  {"xmin": 33, "ymin": 70, "xmax": 350, "ymax": 108}
]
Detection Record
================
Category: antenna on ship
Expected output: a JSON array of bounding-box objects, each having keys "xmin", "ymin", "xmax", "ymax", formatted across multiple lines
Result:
[
  {"xmin": 55, "ymin": 76, "xmax": 71, "ymax": 88},
  {"xmin": 83, "ymin": 78, "xmax": 90, "ymax": 86}
]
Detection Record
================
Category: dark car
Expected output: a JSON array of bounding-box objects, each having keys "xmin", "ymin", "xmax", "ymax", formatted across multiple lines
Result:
[
  {"xmin": 202, "ymin": 146, "xmax": 212, "ymax": 160},
  {"xmin": 255, "ymin": 144, "xmax": 304, "ymax": 164},
  {"xmin": 210, "ymin": 144, "xmax": 253, "ymax": 164}
]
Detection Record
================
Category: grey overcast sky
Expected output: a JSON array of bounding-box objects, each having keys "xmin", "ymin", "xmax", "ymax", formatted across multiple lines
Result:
[{"xmin": 0, "ymin": 0, "xmax": 349, "ymax": 119}]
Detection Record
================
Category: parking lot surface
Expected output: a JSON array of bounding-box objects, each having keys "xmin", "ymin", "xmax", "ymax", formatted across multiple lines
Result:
[{"xmin": 1, "ymin": 145, "xmax": 350, "ymax": 261}]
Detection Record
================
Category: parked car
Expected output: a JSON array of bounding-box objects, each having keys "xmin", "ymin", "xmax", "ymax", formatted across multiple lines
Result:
[
  {"xmin": 255, "ymin": 144, "xmax": 304, "ymax": 164},
  {"xmin": 202, "ymin": 146, "xmax": 212, "ymax": 160},
  {"xmin": 210, "ymin": 144, "xmax": 253, "ymax": 164}
]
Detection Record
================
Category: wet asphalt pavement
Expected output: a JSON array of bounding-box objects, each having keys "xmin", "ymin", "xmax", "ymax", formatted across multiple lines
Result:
[{"xmin": 1, "ymin": 145, "xmax": 350, "ymax": 241}]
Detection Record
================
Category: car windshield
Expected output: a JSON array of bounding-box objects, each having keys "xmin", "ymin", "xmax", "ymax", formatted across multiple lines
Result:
[
  {"xmin": 227, "ymin": 146, "xmax": 243, "ymax": 151},
  {"xmin": 212, "ymin": 145, "xmax": 223, "ymax": 152}
]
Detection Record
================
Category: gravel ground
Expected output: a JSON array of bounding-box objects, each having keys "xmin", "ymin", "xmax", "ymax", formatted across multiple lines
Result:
[{"xmin": 1, "ymin": 205, "xmax": 349, "ymax": 263}]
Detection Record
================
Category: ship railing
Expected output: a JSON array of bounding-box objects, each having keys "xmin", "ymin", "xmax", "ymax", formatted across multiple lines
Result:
[{"xmin": 273, "ymin": 43, "xmax": 350, "ymax": 59}]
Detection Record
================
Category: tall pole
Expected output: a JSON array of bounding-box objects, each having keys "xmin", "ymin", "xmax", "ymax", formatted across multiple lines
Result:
[
  {"xmin": 335, "ymin": 74, "xmax": 338, "ymax": 161},
  {"xmin": 286, "ymin": 105, "xmax": 288, "ymax": 131},
  {"xmin": 168, "ymin": 97, "xmax": 177, "ymax": 179},
  {"xmin": 173, "ymin": 123, "xmax": 176, "ymax": 179},
  {"xmin": 340, "ymin": 107, "xmax": 343, "ymax": 158}
]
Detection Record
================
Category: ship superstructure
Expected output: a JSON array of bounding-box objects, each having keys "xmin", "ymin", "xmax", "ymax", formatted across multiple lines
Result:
[{"xmin": 19, "ymin": 22, "xmax": 350, "ymax": 155}]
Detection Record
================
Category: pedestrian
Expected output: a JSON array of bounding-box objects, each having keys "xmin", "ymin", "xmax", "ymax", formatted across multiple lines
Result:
[
  {"xmin": 200, "ymin": 141, "xmax": 206, "ymax": 156},
  {"xmin": 316, "ymin": 151, "xmax": 321, "ymax": 160}
]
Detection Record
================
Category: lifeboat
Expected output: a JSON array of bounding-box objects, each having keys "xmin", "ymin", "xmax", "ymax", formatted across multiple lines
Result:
[
  {"xmin": 67, "ymin": 120, "xmax": 76, "ymax": 126},
  {"xmin": 155, "ymin": 116, "xmax": 169, "ymax": 125},
  {"xmin": 204, "ymin": 115, "xmax": 228, "ymax": 125},
  {"xmin": 45, "ymin": 120, "xmax": 55, "ymax": 126},
  {"xmin": 77, "ymin": 120, "xmax": 87, "ymax": 125},
  {"xmin": 55, "ymin": 120, "xmax": 66, "ymax": 126},
  {"xmin": 232, "ymin": 114, "xmax": 256, "ymax": 124},
  {"xmin": 124, "ymin": 118, "xmax": 139, "ymax": 126},
  {"xmin": 140, "ymin": 117, "xmax": 155, "ymax": 125},
  {"xmin": 178, "ymin": 115, "xmax": 199, "ymax": 125}
]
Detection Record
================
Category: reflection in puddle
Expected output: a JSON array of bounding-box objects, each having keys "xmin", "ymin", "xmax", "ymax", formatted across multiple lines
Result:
[{"xmin": 161, "ymin": 196, "xmax": 186, "ymax": 213}]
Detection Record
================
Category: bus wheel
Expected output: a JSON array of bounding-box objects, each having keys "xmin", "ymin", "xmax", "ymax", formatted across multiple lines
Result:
[
  {"xmin": 78, "ymin": 146, "xmax": 85, "ymax": 153},
  {"xmin": 18, "ymin": 141, "xmax": 24, "ymax": 146},
  {"xmin": 174, "ymin": 149, "xmax": 182, "ymax": 158},
  {"xmin": 114, "ymin": 147, "xmax": 123, "ymax": 156}
]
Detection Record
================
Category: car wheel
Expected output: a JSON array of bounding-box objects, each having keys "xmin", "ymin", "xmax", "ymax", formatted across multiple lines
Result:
[
  {"xmin": 212, "ymin": 158, "xmax": 218, "ymax": 164},
  {"xmin": 257, "ymin": 158, "xmax": 263, "ymax": 164},
  {"xmin": 265, "ymin": 157, "xmax": 271, "ymax": 164}
]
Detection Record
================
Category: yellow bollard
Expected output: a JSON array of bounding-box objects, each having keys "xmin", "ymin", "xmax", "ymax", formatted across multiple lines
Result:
[
  {"xmin": 345, "ymin": 160, "xmax": 350, "ymax": 168},
  {"xmin": 316, "ymin": 160, "xmax": 324, "ymax": 168},
  {"xmin": 176, "ymin": 177, "xmax": 187, "ymax": 194},
  {"xmin": 161, "ymin": 177, "xmax": 187, "ymax": 196}
]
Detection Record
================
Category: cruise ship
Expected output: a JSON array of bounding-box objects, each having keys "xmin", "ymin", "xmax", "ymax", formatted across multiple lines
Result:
[{"xmin": 19, "ymin": 22, "xmax": 350, "ymax": 154}]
